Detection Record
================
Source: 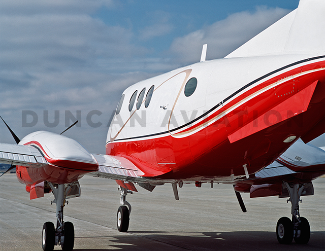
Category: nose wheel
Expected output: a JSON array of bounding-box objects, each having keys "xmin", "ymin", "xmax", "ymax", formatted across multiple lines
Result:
[
  {"xmin": 117, "ymin": 186, "xmax": 132, "ymax": 232},
  {"xmin": 42, "ymin": 183, "xmax": 75, "ymax": 251},
  {"xmin": 117, "ymin": 205, "xmax": 129, "ymax": 232},
  {"xmin": 61, "ymin": 222, "xmax": 75, "ymax": 250},
  {"xmin": 42, "ymin": 222, "xmax": 55, "ymax": 251}
]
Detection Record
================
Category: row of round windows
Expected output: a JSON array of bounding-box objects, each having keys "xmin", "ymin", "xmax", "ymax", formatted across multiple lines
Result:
[
  {"xmin": 116, "ymin": 77, "xmax": 197, "ymax": 115},
  {"xmin": 116, "ymin": 85, "xmax": 154, "ymax": 115}
]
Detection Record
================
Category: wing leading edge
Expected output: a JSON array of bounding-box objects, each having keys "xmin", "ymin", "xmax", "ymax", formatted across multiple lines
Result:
[
  {"xmin": 0, "ymin": 143, "xmax": 47, "ymax": 167},
  {"xmin": 89, "ymin": 154, "xmax": 145, "ymax": 182}
]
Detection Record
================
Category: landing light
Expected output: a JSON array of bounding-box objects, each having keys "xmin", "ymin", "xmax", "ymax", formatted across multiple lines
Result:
[{"xmin": 283, "ymin": 135, "xmax": 296, "ymax": 143}]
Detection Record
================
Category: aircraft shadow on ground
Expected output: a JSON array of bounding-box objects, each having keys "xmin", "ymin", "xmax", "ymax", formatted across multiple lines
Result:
[{"xmin": 75, "ymin": 231, "xmax": 325, "ymax": 251}]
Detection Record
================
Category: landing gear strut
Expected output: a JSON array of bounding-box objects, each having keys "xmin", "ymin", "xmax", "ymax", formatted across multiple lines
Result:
[
  {"xmin": 117, "ymin": 186, "xmax": 132, "ymax": 232},
  {"xmin": 276, "ymin": 182, "xmax": 310, "ymax": 244},
  {"xmin": 42, "ymin": 184, "xmax": 75, "ymax": 251}
]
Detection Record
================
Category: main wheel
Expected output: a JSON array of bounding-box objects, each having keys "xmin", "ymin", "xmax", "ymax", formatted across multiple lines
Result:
[
  {"xmin": 42, "ymin": 222, "xmax": 55, "ymax": 251},
  {"xmin": 294, "ymin": 217, "xmax": 310, "ymax": 244},
  {"xmin": 61, "ymin": 222, "xmax": 74, "ymax": 251},
  {"xmin": 276, "ymin": 217, "xmax": 293, "ymax": 244},
  {"xmin": 117, "ymin": 206, "xmax": 129, "ymax": 232}
]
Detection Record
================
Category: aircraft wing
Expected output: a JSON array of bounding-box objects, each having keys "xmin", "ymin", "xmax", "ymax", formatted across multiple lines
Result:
[
  {"xmin": 88, "ymin": 154, "xmax": 157, "ymax": 184},
  {"xmin": 254, "ymin": 161, "xmax": 296, "ymax": 179},
  {"xmin": 0, "ymin": 140, "xmax": 160, "ymax": 187},
  {"xmin": 235, "ymin": 139, "xmax": 325, "ymax": 198},
  {"xmin": 0, "ymin": 141, "xmax": 157, "ymax": 192},
  {"xmin": 88, "ymin": 154, "xmax": 162, "ymax": 192},
  {"xmin": 0, "ymin": 143, "xmax": 47, "ymax": 167}
]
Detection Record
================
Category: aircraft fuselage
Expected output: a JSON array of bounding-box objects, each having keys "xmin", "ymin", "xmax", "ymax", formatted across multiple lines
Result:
[{"xmin": 107, "ymin": 54, "xmax": 325, "ymax": 181}]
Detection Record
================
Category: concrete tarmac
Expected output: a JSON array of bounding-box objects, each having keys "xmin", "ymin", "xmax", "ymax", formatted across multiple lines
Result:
[{"xmin": 1, "ymin": 174, "xmax": 325, "ymax": 250}]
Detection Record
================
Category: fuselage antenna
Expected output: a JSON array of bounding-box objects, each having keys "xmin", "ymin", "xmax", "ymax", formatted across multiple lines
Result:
[{"xmin": 200, "ymin": 44, "xmax": 208, "ymax": 62}]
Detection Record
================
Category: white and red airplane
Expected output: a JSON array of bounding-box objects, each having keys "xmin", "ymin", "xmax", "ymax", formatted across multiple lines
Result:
[{"xmin": 1, "ymin": 0, "xmax": 325, "ymax": 250}]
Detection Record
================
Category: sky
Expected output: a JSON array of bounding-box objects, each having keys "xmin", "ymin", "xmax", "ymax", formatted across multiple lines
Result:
[{"xmin": 0, "ymin": 0, "xmax": 306, "ymax": 153}]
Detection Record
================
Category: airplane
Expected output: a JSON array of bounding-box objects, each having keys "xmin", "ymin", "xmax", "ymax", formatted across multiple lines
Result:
[{"xmin": 1, "ymin": 0, "xmax": 325, "ymax": 250}]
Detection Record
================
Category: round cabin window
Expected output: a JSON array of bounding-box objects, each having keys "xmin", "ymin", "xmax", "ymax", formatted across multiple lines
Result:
[
  {"xmin": 145, "ymin": 85, "xmax": 155, "ymax": 108},
  {"xmin": 136, "ymin": 88, "xmax": 146, "ymax": 110},
  {"xmin": 129, "ymin": 90, "xmax": 138, "ymax": 111},
  {"xmin": 184, "ymin": 77, "xmax": 197, "ymax": 97}
]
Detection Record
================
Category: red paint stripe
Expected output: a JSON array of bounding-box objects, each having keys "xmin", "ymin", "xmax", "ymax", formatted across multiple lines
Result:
[{"xmin": 175, "ymin": 61, "xmax": 325, "ymax": 136}]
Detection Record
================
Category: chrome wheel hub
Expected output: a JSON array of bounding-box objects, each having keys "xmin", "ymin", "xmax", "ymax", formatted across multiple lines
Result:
[
  {"xmin": 42, "ymin": 229, "xmax": 46, "ymax": 245},
  {"xmin": 278, "ymin": 223, "xmax": 285, "ymax": 239},
  {"xmin": 118, "ymin": 211, "xmax": 122, "ymax": 227}
]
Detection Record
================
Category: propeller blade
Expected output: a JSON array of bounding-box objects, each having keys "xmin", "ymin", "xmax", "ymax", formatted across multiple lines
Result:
[
  {"xmin": 60, "ymin": 120, "xmax": 78, "ymax": 135},
  {"xmin": 0, "ymin": 116, "xmax": 20, "ymax": 144},
  {"xmin": 0, "ymin": 165, "xmax": 16, "ymax": 178},
  {"xmin": 234, "ymin": 190, "xmax": 247, "ymax": 212}
]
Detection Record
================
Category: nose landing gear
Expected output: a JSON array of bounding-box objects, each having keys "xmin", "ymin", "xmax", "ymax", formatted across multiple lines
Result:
[
  {"xmin": 117, "ymin": 186, "xmax": 132, "ymax": 232},
  {"xmin": 42, "ymin": 183, "xmax": 76, "ymax": 251}
]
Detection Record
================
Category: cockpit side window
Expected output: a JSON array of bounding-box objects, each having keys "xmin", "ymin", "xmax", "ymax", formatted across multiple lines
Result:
[
  {"xmin": 116, "ymin": 94, "xmax": 125, "ymax": 115},
  {"xmin": 129, "ymin": 90, "xmax": 138, "ymax": 111},
  {"xmin": 145, "ymin": 85, "xmax": 154, "ymax": 108},
  {"xmin": 136, "ymin": 88, "xmax": 146, "ymax": 110}
]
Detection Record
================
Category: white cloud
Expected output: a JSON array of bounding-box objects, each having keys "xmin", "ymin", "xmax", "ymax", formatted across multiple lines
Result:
[
  {"xmin": 139, "ymin": 11, "xmax": 174, "ymax": 41},
  {"xmin": 0, "ymin": 14, "xmax": 143, "ymax": 72},
  {"xmin": 0, "ymin": 1, "xmax": 156, "ymax": 152},
  {"xmin": 140, "ymin": 23, "xmax": 173, "ymax": 41},
  {"xmin": 0, "ymin": 3, "xmax": 293, "ymax": 153},
  {"xmin": 169, "ymin": 7, "xmax": 290, "ymax": 64}
]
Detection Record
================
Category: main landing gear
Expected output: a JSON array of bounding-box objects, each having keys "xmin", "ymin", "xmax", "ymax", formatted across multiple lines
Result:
[
  {"xmin": 42, "ymin": 183, "xmax": 75, "ymax": 251},
  {"xmin": 276, "ymin": 182, "xmax": 310, "ymax": 244},
  {"xmin": 117, "ymin": 186, "xmax": 132, "ymax": 232}
]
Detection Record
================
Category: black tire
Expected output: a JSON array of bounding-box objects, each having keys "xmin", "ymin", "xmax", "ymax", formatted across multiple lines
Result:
[
  {"xmin": 294, "ymin": 217, "xmax": 310, "ymax": 244},
  {"xmin": 117, "ymin": 206, "xmax": 129, "ymax": 232},
  {"xmin": 42, "ymin": 222, "xmax": 55, "ymax": 251},
  {"xmin": 61, "ymin": 222, "xmax": 74, "ymax": 251},
  {"xmin": 276, "ymin": 217, "xmax": 293, "ymax": 244}
]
